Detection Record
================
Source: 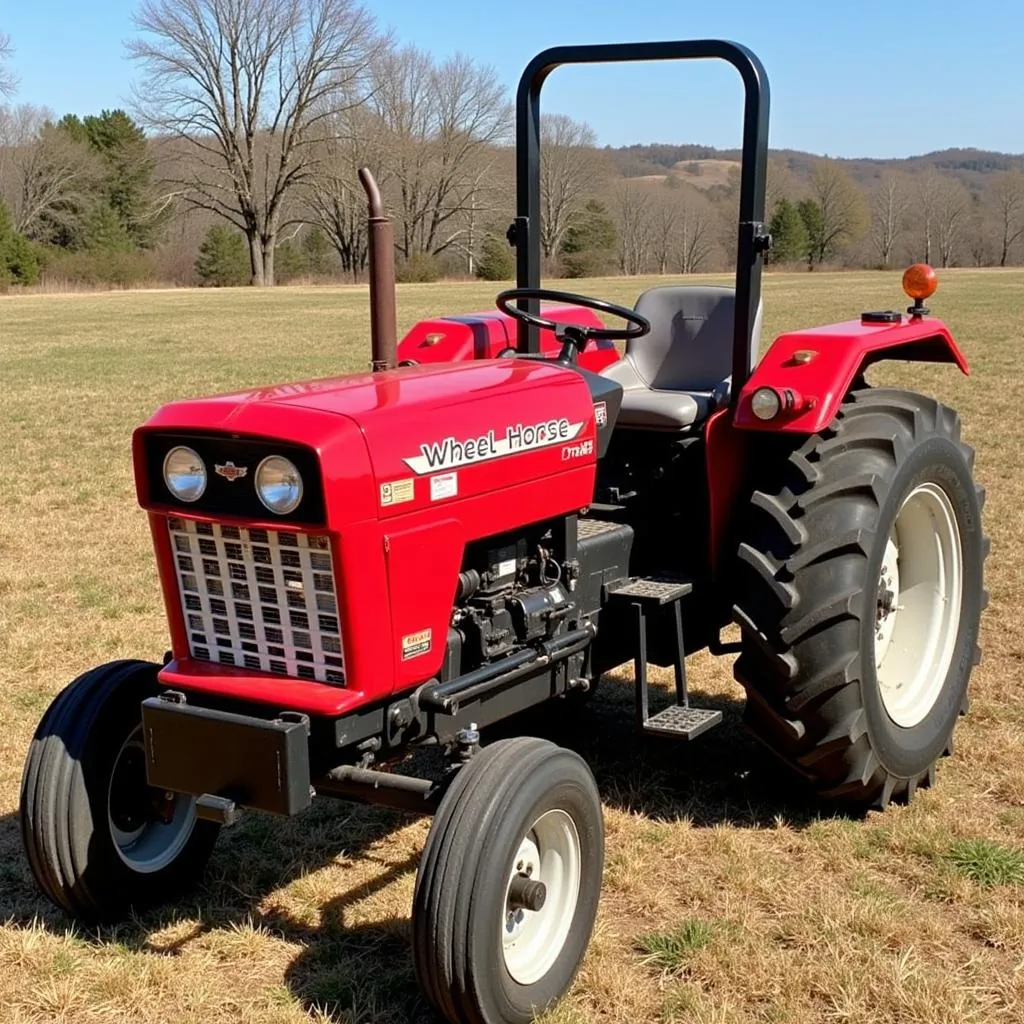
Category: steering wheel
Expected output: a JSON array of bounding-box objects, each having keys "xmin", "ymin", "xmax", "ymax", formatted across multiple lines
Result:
[{"xmin": 495, "ymin": 288, "xmax": 650, "ymax": 361}]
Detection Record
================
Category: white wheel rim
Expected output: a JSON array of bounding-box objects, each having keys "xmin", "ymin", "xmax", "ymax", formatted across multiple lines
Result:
[
  {"xmin": 107, "ymin": 727, "xmax": 198, "ymax": 873},
  {"xmin": 874, "ymin": 482, "xmax": 963, "ymax": 728},
  {"xmin": 501, "ymin": 809, "xmax": 581, "ymax": 985}
]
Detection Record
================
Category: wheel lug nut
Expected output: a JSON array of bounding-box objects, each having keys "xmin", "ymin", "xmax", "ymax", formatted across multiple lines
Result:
[
  {"xmin": 516, "ymin": 860, "xmax": 524, "ymax": 871},
  {"xmin": 525, "ymin": 865, "xmax": 533, "ymax": 876}
]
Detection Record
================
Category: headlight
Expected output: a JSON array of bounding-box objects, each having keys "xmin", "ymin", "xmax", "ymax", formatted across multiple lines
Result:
[
  {"xmin": 163, "ymin": 446, "xmax": 207, "ymax": 502},
  {"xmin": 750, "ymin": 387, "xmax": 782, "ymax": 421},
  {"xmin": 256, "ymin": 455, "xmax": 303, "ymax": 514}
]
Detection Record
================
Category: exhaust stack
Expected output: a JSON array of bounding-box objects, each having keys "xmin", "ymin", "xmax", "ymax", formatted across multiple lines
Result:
[{"xmin": 358, "ymin": 167, "xmax": 397, "ymax": 371}]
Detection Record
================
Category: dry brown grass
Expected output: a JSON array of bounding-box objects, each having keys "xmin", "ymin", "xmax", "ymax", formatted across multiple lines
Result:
[{"xmin": 1, "ymin": 269, "xmax": 1022, "ymax": 1023}]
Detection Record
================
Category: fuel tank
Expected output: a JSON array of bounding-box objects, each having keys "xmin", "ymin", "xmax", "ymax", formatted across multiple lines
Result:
[{"xmin": 397, "ymin": 305, "xmax": 620, "ymax": 373}]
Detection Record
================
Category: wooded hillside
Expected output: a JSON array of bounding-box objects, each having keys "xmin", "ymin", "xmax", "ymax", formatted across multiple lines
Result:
[{"xmin": 1, "ymin": 4, "xmax": 1021, "ymax": 288}]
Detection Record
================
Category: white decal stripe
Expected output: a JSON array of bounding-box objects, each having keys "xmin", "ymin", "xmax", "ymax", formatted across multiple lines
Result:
[{"xmin": 404, "ymin": 421, "xmax": 583, "ymax": 475}]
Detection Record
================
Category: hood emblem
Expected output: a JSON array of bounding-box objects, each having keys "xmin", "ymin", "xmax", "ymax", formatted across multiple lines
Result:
[{"xmin": 215, "ymin": 462, "xmax": 248, "ymax": 482}]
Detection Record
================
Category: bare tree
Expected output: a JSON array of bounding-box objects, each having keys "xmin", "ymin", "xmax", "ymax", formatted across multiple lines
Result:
[
  {"xmin": 0, "ymin": 32, "xmax": 17, "ymax": 98},
  {"xmin": 650, "ymin": 185, "xmax": 679, "ymax": 274},
  {"xmin": 615, "ymin": 181, "xmax": 652, "ymax": 275},
  {"xmin": 307, "ymin": 104, "xmax": 384, "ymax": 278},
  {"xmin": 934, "ymin": 176, "xmax": 971, "ymax": 268},
  {"xmin": 765, "ymin": 156, "xmax": 796, "ymax": 214},
  {"xmin": 128, "ymin": 0, "xmax": 382, "ymax": 285},
  {"xmin": 675, "ymin": 188, "xmax": 716, "ymax": 273},
  {"xmin": 308, "ymin": 154, "xmax": 369, "ymax": 279},
  {"xmin": 539, "ymin": 114, "xmax": 605, "ymax": 259},
  {"xmin": 804, "ymin": 159, "xmax": 865, "ymax": 266},
  {"xmin": 963, "ymin": 196, "xmax": 995, "ymax": 267},
  {"xmin": 869, "ymin": 172, "xmax": 910, "ymax": 268},
  {"xmin": 912, "ymin": 170, "xmax": 946, "ymax": 265},
  {"xmin": 989, "ymin": 171, "xmax": 1024, "ymax": 267},
  {"xmin": 0, "ymin": 104, "xmax": 49, "ymax": 213},
  {"xmin": 369, "ymin": 46, "xmax": 510, "ymax": 260},
  {"xmin": 445, "ymin": 160, "xmax": 498, "ymax": 275},
  {"xmin": 11, "ymin": 124, "xmax": 98, "ymax": 243}
]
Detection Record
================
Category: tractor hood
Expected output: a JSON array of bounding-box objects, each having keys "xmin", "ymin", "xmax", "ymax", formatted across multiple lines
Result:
[{"xmin": 135, "ymin": 360, "xmax": 601, "ymax": 526}]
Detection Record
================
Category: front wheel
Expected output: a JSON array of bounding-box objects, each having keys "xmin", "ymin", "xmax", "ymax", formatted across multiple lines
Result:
[
  {"xmin": 20, "ymin": 660, "xmax": 220, "ymax": 920},
  {"xmin": 732, "ymin": 388, "xmax": 987, "ymax": 809},
  {"xmin": 412, "ymin": 737, "xmax": 604, "ymax": 1024}
]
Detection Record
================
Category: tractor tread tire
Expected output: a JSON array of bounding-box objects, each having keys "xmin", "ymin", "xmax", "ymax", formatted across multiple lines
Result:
[
  {"xmin": 732, "ymin": 388, "xmax": 987, "ymax": 809},
  {"xmin": 412, "ymin": 737, "xmax": 603, "ymax": 1024},
  {"xmin": 20, "ymin": 659, "xmax": 218, "ymax": 920}
]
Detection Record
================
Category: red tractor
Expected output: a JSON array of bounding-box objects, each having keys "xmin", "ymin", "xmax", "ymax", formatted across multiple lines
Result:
[{"xmin": 21, "ymin": 40, "xmax": 986, "ymax": 1024}]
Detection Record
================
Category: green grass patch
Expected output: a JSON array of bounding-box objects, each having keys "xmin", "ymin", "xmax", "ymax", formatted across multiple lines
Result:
[
  {"xmin": 636, "ymin": 920, "xmax": 713, "ymax": 973},
  {"xmin": 947, "ymin": 838, "xmax": 1024, "ymax": 886}
]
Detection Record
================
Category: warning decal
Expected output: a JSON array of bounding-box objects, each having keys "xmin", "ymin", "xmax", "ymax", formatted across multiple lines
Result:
[
  {"xmin": 380, "ymin": 478, "xmax": 415, "ymax": 506},
  {"xmin": 430, "ymin": 472, "xmax": 458, "ymax": 501},
  {"xmin": 401, "ymin": 628, "xmax": 432, "ymax": 660}
]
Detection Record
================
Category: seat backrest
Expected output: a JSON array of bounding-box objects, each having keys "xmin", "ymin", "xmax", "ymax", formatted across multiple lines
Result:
[{"xmin": 626, "ymin": 285, "xmax": 762, "ymax": 392}]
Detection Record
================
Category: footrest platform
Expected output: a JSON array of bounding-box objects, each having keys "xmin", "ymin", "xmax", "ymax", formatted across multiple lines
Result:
[
  {"xmin": 643, "ymin": 705, "xmax": 722, "ymax": 740},
  {"xmin": 608, "ymin": 577, "xmax": 693, "ymax": 605}
]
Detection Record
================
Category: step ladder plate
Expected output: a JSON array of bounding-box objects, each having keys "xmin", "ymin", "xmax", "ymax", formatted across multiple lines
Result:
[
  {"xmin": 644, "ymin": 705, "xmax": 722, "ymax": 740},
  {"xmin": 610, "ymin": 577, "xmax": 693, "ymax": 604}
]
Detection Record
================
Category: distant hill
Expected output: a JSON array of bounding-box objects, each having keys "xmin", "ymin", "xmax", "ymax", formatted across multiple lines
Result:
[{"xmin": 607, "ymin": 143, "xmax": 1024, "ymax": 192}]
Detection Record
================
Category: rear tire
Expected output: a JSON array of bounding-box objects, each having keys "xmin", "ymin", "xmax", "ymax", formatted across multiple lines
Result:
[
  {"xmin": 412, "ymin": 737, "xmax": 603, "ymax": 1024},
  {"xmin": 732, "ymin": 388, "xmax": 987, "ymax": 808},
  {"xmin": 20, "ymin": 660, "xmax": 220, "ymax": 920}
]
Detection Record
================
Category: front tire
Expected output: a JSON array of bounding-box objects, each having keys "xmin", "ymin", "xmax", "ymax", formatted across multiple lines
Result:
[
  {"xmin": 20, "ymin": 660, "xmax": 220, "ymax": 920},
  {"xmin": 733, "ymin": 388, "xmax": 987, "ymax": 808},
  {"xmin": 412, "ymin": 737, "xmax": 604, "ymax": 1024}
]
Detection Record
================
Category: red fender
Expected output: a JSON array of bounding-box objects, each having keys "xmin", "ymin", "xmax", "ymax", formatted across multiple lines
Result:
[{"xmin": 733, "ymin": 315, "xmax": 969, "ymax": 433}]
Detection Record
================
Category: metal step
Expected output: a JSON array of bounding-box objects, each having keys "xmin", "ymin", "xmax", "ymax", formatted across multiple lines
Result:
[
  {"xmin": 577, "ymin": 517, "xmax": 623, "ymax": 539},
  {"xmin": 608, "ymin": 576, "xmax": 693, "ymax": 605},
  {"xmin": 643, "ymin": 705, "xmax": 722, "ymax": 740}
]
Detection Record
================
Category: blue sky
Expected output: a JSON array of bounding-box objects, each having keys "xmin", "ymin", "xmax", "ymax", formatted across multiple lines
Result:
[{"xmin": 2, "ymin": 0, "xmax": 1022, "ymax": 158}]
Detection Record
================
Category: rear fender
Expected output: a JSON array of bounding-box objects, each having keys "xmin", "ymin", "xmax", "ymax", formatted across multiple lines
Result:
[
  {"xmin": 705, "ymin": 407, "xmax": 750, "ymax": 582},
  {"xmin": 733, "ymin": 316, "xmax": 968, "ymax": 433}
]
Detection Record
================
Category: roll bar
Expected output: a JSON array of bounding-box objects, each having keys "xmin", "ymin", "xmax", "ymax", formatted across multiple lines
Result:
[{"xmin": 513, "ymin": 40, "xmax": 771, "ymax": 394}]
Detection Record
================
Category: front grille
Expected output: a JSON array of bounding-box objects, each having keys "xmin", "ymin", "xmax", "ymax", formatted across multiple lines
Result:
[{"xmin": 167, "ymin": 517, "xmax": 344, "ymax": 685}]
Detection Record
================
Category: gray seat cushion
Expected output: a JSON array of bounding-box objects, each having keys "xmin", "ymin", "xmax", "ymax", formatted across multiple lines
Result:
[
  {"xmin": 602, "ymin": 285, "xmax": 762, "ymax": 431},
  {"xmin": 602, "ymin": 386, "xmax": 711, "ymax": 430}
]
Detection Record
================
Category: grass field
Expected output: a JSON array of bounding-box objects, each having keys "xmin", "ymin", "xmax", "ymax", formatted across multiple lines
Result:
[{"xmin": 1, "ymin": 269, "xmax": 1023, "ymax": 1024}]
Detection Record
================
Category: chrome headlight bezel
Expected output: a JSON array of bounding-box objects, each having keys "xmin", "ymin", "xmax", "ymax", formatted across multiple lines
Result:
[
  {"xmin": 162, "ymin": 446, "xmax": 207, "ymax": 502},
  {"xmin": 750, "ymin": 386, "xmax": 782, "ymax": 421},
  {"xmin": 255, "ymin": 455, "xmax": 304, "ymax": 515}
]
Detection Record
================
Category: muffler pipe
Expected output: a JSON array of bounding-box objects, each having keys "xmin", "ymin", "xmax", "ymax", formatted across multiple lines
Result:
[{"xmin": 358, "ymin": 167, "xmax": 397, "ymax": 371}]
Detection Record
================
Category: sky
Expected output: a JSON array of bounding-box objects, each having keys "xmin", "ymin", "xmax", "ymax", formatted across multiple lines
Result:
[{"xmin": 2, "ymin": 0, "xmax": 1022, "ymax": 159}]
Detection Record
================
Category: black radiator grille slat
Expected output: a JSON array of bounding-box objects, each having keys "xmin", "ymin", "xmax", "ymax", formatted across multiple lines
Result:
[{"xmin": 168, "ymin": 519, "xmax": 345, "ymax": 686}]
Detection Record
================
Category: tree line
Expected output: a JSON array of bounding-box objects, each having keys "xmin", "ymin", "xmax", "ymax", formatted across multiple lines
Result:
[{"xmin": 1, "ymin": 2, "xmax": 1022, "ymax": 289}]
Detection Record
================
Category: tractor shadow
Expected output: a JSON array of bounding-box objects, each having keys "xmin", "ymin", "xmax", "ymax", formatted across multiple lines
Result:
[
  {"xmin": 497, "ymin": 671, "xmax": 845, "ymax": 830},
  {"xmin": 0, "ymin": 676, "xmax": 845, "ymax": 1023},
  {"xmin": 0, "ymin": 794, "xmax": 442, "ymax": 1021}
]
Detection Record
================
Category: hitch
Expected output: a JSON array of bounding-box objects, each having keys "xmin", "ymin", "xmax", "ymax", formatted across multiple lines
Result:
[{"xmin": 195, "ymin": 794, "xmax": 238, "ymax": 826}]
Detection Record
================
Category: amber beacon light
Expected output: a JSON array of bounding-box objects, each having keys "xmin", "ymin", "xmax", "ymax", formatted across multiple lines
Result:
[{"xmin": 903, "ymin": 263, "xmax": 938, "ymax": 318}]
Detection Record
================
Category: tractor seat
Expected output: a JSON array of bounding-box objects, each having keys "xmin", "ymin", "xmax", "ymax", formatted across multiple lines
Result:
[{"xmin": 601, "ymin": 285, "xmax": 762, "ymax": 431}]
